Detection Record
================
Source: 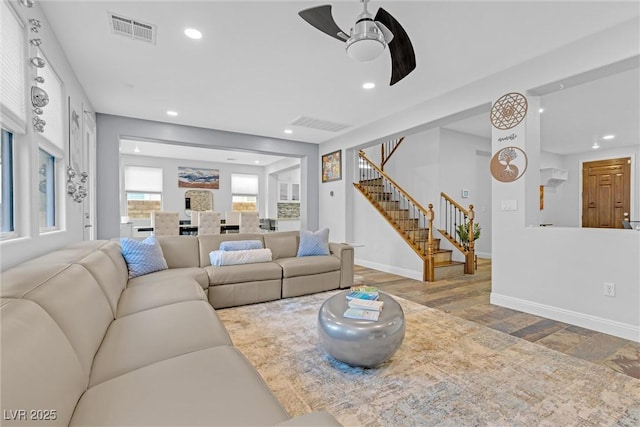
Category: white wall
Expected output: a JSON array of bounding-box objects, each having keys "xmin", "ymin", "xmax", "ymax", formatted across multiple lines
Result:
[
  {"xmin": 438, "ymin": 129, "xmax": 492, "ymax": 258},
  {"xmin": 1, "ymin": 1, "xmax": 94, "ymax": 270},
  {"xmin": 120, "ymin": 154, "xmax": 266, "ymax": 224},
  {"xmin": 491, "ymin": 227, "xmax": 640, "ymax": 341},
  {"xmin": 539, "ymin": 151, "xmax": 567, "ymax": 226}
]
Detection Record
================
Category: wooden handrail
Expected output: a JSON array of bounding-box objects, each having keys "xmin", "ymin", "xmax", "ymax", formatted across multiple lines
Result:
[
  {"xmin": 441, "ymin": 192, "xmax": 469, "ymax": 215},
  {"xmin": 381, "ymin": 137, "xmax": 404, "ymax": 171},
  {"xmin": 360, "ymin": 151, "xmax": 432, "ymax": 216}
]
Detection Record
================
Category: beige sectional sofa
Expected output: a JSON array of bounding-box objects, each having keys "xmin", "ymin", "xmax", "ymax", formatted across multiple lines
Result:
[{"xmin": 1, "ymin": 231, "xmax": 351, "ymax": 426}]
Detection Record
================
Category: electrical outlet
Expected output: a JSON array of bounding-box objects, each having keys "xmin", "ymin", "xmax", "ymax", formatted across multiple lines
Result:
[{"xmin": 604, "ymin": 282, "xmax": 615, "ymax": 297}]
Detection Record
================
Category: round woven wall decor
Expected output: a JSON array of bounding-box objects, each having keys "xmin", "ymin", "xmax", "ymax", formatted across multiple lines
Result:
[
  {"xmin": 490, "ymin": 146, "xmax": 528, "ymax": 182},
  {"xmin": 490, "ymin": 92, "xmax": 528, "ymax": 130}
]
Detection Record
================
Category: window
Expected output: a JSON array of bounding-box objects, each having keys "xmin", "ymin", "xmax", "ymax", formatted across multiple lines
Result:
[
  {"xmin": 124, "ymin": 166, "xmax": 162, "ymax": 219},
  {"xmin": 126, "ymin": 192, "xmax": 161, "ymax": 219},
  {"xmin": 1, "ymin": 129, "xmax": 14, "ymax": 233},
  {"xmin": 279, "ymin": 182, "xmax": 288, "ymax": 201},
  {"xmin": 0, "ymin": 1, "xmax": 26, "ymax": 131},
  {"xmin": 231, "ymin": 173, "xmax": 259, "ymax": 212},
  {"xmin": 38, "ymin": 149, "xmax": 56, "ymax": 229},
  {"xmin": 231, "ymin": 195, "xmax": 257, "ymax": 212},
  {"xmin": 291, "ymin": 183, "xmax": 300, "ymax": 201}
]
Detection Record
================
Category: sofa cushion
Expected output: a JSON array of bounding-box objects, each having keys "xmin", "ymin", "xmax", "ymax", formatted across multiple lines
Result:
[
  {"xmin": 98, "ymin": 241, "xmax": 130, "ymax": 286},
  {"xmin": 297, "ymin": 228, "xmax": 330, "ymax": 257},
  {"xmin": 127, "ymin": 267, "xmax": 209, "ymax": 290},
  {"xmin": 156, "ymin": 235, "xmax": 201, "ymax": 268},
  {"xmin": 208, "ymin": 279, "xmax": 282, "ymax": 309},
  {"xmin": 263, "ymin": 231, "xmax": 299, "ymax": 260},
  {"xmin": 1, "ymin": 299, "xmax": 87, "ymax": 427},
  {"xmin": 90, "ymin": 300, "xmax": 231, "ymax": 387},
  {"xmin": 116, "ymin": 279, "xmax": 206, "ymax": 318},
  {"xmin": 2, "ymin": 263, "xmax": 113, "ymax": 377},
  {"xmin": 77, "ymin": 249, "xmax": 127, "ymax": 316},
  {"xmin": 72, "ymin": 346, "xmax": 290, "ymax": 426},
  {"xmin": 18, "ymin": 240, "xmax": 109, "ymax": 266},
  {"xmin": 205, "ymin": 262, "xmax": 282, "ymax": 286},
  {"xmin": 277, "ymin": 255, "xmax": 341, "ymax": 278},
  {"xmin": 120, "ymin": 236, "xmax": 168, "ymax": 279}
]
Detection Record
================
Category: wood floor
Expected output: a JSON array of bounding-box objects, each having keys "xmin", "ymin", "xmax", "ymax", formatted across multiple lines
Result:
[{"xmin": 354, "ymin": 258, "xmax": 640, "ymax": 379}]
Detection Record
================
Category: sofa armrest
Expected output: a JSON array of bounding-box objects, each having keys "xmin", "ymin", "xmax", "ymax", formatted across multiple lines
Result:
[
  {"xmin": 275, "ymin": 411, "xmax": 342, "ymax": 426},
  {"xmin": 329, "ymin": 242, "xmax": 354, "ymax": 289}
]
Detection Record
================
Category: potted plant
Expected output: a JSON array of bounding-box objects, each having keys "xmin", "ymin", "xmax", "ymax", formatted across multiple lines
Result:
[{"xmin": 456, "ymin": 221, "xmax": 481, "ymax": 251}]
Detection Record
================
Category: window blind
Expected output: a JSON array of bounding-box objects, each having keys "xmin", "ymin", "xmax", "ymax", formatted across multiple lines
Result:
[
  {"xmin": 124, "ymin": 166, "xmax": 163, "ymax": 192},
  {"xmin": 1, "ymin": 1, "xmax": 26, "ymax": 131},
  {"xmin": 231, "ymin": 174, "xmax": 259, "ymax": 195}
]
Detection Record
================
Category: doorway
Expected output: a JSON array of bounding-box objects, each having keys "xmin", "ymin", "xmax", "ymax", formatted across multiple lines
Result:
[{"xmin": 582, "ymin": 157, "xmax": 631, "ymax": 228}]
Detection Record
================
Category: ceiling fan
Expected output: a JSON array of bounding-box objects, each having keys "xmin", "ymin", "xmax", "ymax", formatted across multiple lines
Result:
[{"xmin": 299, "ymin": 0, "xmax": 416, "ymax": 86}]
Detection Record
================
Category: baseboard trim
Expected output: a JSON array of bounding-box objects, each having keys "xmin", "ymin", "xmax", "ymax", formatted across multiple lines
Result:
[
  {"xmin": 355, "ymin": 258, "xmax": 422, "ymax": 281},
  {"xmin": 491, "ymin": 293, "xmax": 640, "ymax": 342}
]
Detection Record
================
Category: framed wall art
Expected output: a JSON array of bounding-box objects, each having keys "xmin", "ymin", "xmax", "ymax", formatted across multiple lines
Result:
[
  {"xmin": 322, "ymin": 149, "xmax": 342, "ymax": 183},
  {"xmin": 178, "ymin": 166, "xmax": 219, "ymax": 189}
]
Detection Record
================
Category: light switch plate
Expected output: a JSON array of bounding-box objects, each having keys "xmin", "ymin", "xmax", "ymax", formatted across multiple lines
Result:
[{"xmin": 501, "ymin": 200, "xmax": 517, "ymax": 211}]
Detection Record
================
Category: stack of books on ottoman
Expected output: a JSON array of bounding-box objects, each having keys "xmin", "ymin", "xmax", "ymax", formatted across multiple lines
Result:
[{"xmin": 344, "ymin": 286, "xmax": 384, "ymax": 321}]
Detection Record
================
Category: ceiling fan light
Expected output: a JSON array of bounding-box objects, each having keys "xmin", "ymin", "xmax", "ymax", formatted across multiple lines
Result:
[{"xmin": 346, "ymin": 37, "xmax": 385, "ymax": 62}]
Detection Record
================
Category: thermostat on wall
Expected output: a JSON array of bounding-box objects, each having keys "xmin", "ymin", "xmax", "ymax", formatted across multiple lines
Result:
[{"xmin": 461, "ymin": 189, "xmax": 470, "ymax": 198}]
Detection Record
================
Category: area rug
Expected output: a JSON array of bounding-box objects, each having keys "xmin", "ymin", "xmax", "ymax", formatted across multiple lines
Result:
[{"xmin": 217, "ymin": 291, "xmax": 640, "ymax": 426}]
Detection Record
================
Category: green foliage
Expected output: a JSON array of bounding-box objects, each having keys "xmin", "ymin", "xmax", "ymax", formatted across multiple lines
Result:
[{"xmin": 456, "ymin": 222, "xmax": 481, "ymax": 250}]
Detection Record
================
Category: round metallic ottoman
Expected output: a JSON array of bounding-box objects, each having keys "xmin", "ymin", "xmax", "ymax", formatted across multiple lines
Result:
[{"xmin": 318, "ymin": 290, "xmax": 405, "ymax": 368}]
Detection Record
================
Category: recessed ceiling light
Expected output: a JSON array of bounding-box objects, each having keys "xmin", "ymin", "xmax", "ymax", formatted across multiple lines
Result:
[
  {"xmin": 184, "ymin": 28, "xmax": 202, "ymax": 40},
  {"xmin": 166, "ymin": 110, "xmax": 178, "ymax": 116},
  {"xmin": 254, "ymin": 160, "xmax": 260, "ymax": 164},
  {"xmin": 362, "ymin": 82, "xmax": 375, "ymax": 90},
  {"xmin": 284, "ymin": 129, "xmax": 293, "ymax": 134},
  {"xmin": 602, "ymin": 134, "xmax": 615, "ymax": 140},
  {"xmin": 538, "ymin": 108, "xmax": 544, "ymax": 113},
  {"xmin": 133, "ymin": 146, "xmax": 140, "ymax": 153},
  {"xmin": 592, "ymin": 142, "xmax": 600, "ymax": 149}
]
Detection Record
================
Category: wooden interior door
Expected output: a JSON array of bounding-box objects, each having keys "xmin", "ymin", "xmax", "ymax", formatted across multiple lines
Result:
[{"xmin": 582, "ymin": 157, "xmax": 631, "ymax": 228}]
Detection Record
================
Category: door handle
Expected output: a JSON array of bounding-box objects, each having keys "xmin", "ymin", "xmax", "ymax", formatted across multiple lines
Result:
[{"xmin": 84, "ymin": 224, "xmax": 93, "ymax": 228}]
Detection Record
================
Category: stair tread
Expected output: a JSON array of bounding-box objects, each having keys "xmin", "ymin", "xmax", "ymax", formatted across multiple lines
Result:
[{"xmin": 434, "ymin": 260, "xmax": 465, "ymax": 267}]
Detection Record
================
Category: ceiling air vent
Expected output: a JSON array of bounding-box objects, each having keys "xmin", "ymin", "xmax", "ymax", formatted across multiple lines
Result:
[
  {"xmin": 109, "ymin": 12, "xmax": 156, "ymax": 44},
  {"xmin": 290, "ymin": 116, "xmax": 350, "ymax": 133}
]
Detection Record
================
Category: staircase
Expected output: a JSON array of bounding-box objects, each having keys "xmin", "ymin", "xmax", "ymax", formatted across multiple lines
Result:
[{"xmin": 355, "ymin": 151, "xmax": 466, "ymax": 281}]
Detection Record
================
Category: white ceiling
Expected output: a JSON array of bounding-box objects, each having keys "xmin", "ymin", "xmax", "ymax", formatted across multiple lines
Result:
[
  {"xmin": 39, "ymin": 1, "xmax": 639, "ymax": 153},
  {"xmin": 444, "ymin": 67, "xmax": 640, "ymax": 155}
]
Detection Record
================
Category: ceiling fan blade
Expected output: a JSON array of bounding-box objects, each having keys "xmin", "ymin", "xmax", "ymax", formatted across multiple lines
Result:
[
  {"xmin": 374, "ymin": 7, "xmax": 416, "ymax": 85},
  {"xmin": 299, "ymin": 5, "xmax": 349, "ymax": 42}
]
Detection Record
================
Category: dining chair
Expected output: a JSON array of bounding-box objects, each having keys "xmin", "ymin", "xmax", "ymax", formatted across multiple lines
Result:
[
  {"xmin": 198, "ymin": 211, "xmax": 221, "ymax": 235},
  {"xmin": 151, "ymin": 211, "xmax": 179, "ymax": 236},
  {"xmin": 225, "ymin": 211, "xmax": 240, "ymax": 226},
  {"xmin": 239, "ymin": 211, "xmax": 260, "ymax": 233}
]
